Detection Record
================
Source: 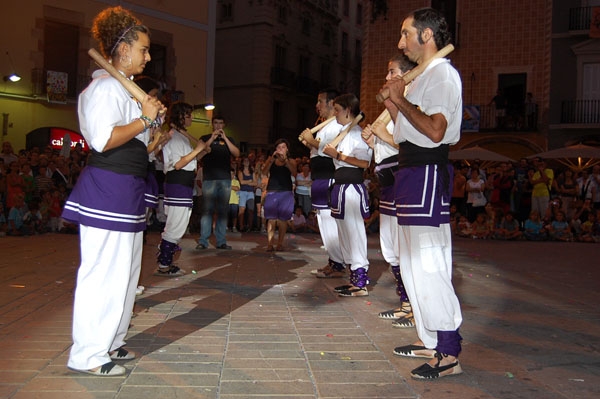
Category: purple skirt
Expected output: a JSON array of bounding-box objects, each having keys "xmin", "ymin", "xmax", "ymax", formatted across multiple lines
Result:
[
  {"xmin": 62, "ymin": 166, "xmax": 146, "ymax": 232},
  {"xmin": 164, "ymin": 183, "xmax": 193, "ymax": 208},
  {"xmin": 393, "ymin": 164, "xmax": 452, "ymax": 227},
  {"xmin": 145, "ymin": 170, "xmax": 159, "ymax": 208},
  {"xmin": 330, "ymin": 183, "xmax": 370, "ymax": 220},
  {"xmin": 264, "ymin": 191, "xmax": 294, "ymax": 221},
  {"xmin": 311, "ymin": 179, "xmax": 333, "ymax": 210}
]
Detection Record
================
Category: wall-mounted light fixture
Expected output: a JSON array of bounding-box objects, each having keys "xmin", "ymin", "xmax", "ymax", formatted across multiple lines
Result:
[
  {"xmin": 193, "ymin": 103, "xmax": 215, "ymax": 111},
  {"xmin": 3, "ymin": 52, "xmax": 21, "ymax": 82}
]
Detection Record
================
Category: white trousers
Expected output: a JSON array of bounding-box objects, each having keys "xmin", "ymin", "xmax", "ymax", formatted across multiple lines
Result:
[
  {"xmin": 397, "ymin": 223, "xmax": 462, "ymax": 349},
  {"xmin": 162, "ymin": 205, "xmax": 192, "ymax": 244},
  {"xmin": 379, "ymin": 213, "xmax": 399, "ymax": 266},
  {"xmin": 316, "ymin": 208, "xmax": 343, "ymax": 264},
  {"xmin": 335, "ymin": 186, "xmax": 369, "ymax": 271},
  {"xmin": 68, "ymin": 225, "xmax": 142, "ymax": 370}
]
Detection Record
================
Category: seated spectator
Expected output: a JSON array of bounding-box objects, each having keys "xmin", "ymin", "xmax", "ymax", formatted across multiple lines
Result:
[
  {"xmin": 288, "ymin": 206, "xmax": 307, "ymax": 233},
  {"xmin": 570, "ymin": 199, "xmax": 593, "ymax": 236},
  {"xmin": 577, "ymin": 211, "xmax": 600, "ymax": 243},
  {"xmin": 456, "ymin": 215, "xmax": 472, "ymax": 237},
  {"xmin": 23, "ymin": 200, "xmax": 45, "ymax": 234},
  {"xmin": 0, "ymin": 202, "xmax": 7, "ymax": 236},
  {"xmin": 364, "ymin": 197, "xmax": 380, "ymax": 234},
  {"xmin": 471, "ymin": 212, "xmax": 491, "ymax": 239},
  {"xmin": 306, "ymin": 210, "xmax": 320, "ymax": 233},
  {"xmin": 546, "ymin": 210, "xmax": 573, "ymax": 242},
  {"xmin": 493, "ymin": 211, "xmax": 522, "ymax": 240},
  {"xmin": 523, "ymin": 210, "xmax": 547, "ymax": 241},
  {"xmin": 7, "ymin": 194, "xmax": 33, "ymax": 236}
]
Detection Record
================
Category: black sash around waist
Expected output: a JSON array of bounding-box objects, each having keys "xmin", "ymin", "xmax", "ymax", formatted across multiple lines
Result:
[
  {"xmin": 397, "ymin": 142, "xmax": 451, "ymax": 196},
  {"xmin": 334, "ymin": 167, "xmax": 364, "ymax": 184},
  {"xmin": 87, "ymin": 139, "xmax": 148, "ymax": 177},
  {"xmin": 310, "ymin": 156, "xmax": 335, "ymax": 179},
  {"xmin": 165, "ymin": 169, "xmax": 196, "ymax": 187},
  {"xmin": 397, "ymin": 142, "xmax": 449, "ymax": 167}
]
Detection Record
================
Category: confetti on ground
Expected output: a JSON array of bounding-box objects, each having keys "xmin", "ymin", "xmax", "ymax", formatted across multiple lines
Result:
[
  {"xmin": 505, "ymin": 372, "xmax": 514, "ymax": 378},
  {"xmin": 10, "ymin": 285, "xmax": 25, "ymax": 288},
  {"xmin": 326, "ymin": 334, "xmax": 333, "ymax": 337}
]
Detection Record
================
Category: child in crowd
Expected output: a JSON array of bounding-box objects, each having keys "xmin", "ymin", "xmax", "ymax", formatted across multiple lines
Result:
[
  {"xmin": 523, "ymin": 210, "xmax": 547, "ymax": 241},
  {"xmin": 456, "ymin": 215, "xmax": 472, "ymax": 237},
  {"xmin": 0, "ymin": 203, "xmax": 7, "ymax": 236},
  {"xmin": 7, "ymin": 194, "xmax": 33, "ymax": 236},
  {"xmin": 306, "ymin": 210, "xmax": 320, "ymax": 233},
  {"xmin": 547, "ymin": 210, "xmax": 573, "ymax": 242},
  {"xmin": 23, "ymin": 200, "xmax": 44, "ymax": 234},
  {"xmin": 577, "ymin": 211, "xmax": 600, "ymax": 242},
  {"xmin": 228, "ymin": 169, "xmax": 240, "ymax": 232},
  {"xmin": 471, "ymin": 212, "xmax": 491, "ymax": 239},
  {"xmin": 493, "ymin": 211, "xmax": 522, "ymax": 240},
  {"xmin": 288, "ymin": 205, "xmax": 307, "ymax": 233}
]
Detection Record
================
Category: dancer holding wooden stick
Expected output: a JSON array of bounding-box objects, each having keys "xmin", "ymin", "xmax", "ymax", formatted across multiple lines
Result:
[
  {"xmin": 62, "ymin": 6, "xmax": 165, "ymax": 376},
  {"xmin": 382, "ymin": 8, "xmax": 463, "ymax": 379}
]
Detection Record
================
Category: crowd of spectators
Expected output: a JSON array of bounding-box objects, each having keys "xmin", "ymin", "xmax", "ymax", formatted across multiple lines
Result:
[
  {"xmin": 449, "ymin": 157, "xmax": 600, "ymax": 243},
  {"xmin": 2, "ymin": 138, "xmax": 599, "ymax": 244},
  {"xmin": 0, "ymin": 140, "xmax": 80, "ymax": 236}
]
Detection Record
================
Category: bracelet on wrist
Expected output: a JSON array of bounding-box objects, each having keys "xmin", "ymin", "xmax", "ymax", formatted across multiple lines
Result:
[
  {"xmin": 139, "ymin": 118, "xmax": 148, "ymax": 130},
  {"xmin": 140, "ymin": 115, "xmax": 154, "ymax": 127},
  {"xmin": 336, "ymin": 152, "xmax": 341, "ymax": 160}
]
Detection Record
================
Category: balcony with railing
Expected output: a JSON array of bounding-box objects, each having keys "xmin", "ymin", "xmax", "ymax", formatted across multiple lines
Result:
[
  {"xmin": 561, "ymin": 99, "xmax": 600, "ymax": 124},
  {"xmin": 569, "ymin": 6, "xmax": 591, "ymax": 31}
]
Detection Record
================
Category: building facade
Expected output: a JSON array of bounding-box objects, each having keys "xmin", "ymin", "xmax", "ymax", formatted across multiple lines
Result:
[
  {"xmin": 0, "ymin": 0, "xmax": 215, "ymax": 152},
  {"xmin": 213, "ymin": 0, "xmax": 364, "ymax": 155}
]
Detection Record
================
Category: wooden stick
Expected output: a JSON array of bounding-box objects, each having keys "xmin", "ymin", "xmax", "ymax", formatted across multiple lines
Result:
[
  {"xmin": 329, "ymin": 112, "xmax": 364, "ymax": 148},
  {"xmin": 376, "ymin": 44, "xmax": 455, "ymax": 103},
  {"xmin": 87, "ymin": 48, "xmax": 199, "ymax": 145},
  {"xmin": 298, "ymin": 116, "xmax": 336, "ymax": 142}
]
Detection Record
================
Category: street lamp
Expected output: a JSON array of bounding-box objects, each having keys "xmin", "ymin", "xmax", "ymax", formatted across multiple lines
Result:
[{"xmin": 3, "ymin": 52, "xmax": 21, "ymax": 82}]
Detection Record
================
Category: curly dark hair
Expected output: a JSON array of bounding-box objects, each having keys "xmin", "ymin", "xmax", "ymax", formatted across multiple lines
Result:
[
  {"xmin": 91, "ymin": 6, "xmax": 150, "ymax": 58},
  {"xmin": 167, "ymin": 102, "xmax": 193, "ymax": 131}
]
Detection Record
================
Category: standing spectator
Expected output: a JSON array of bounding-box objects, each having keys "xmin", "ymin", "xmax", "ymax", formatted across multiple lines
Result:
[
  {"xmin": 465, "ymin": 169, "xmax": 487, "ymax": 222},
  {"xmin": 0, "ymin": 141, "xmax": 18, "ymax": 165},
  {"xmin": 228, "ymin": 169, "xmax": 240, "ymax": 232},
  {"xmin": 524, "ymin": 92, "xmax": 537, "ymax": 130},
  {"xmin": 451, "ymin": 163, "xmax": 468, "ymax": 216},
  {"xmin": 195, "ymin": 116, "xmax": 240, "ymax": 250},
  {"xmin": 62, "ymin": 6, "xmax": 165, "ymax": 376},
  {"xmin": 156, "ymin": 102, "xmax": 206, "ymax": 276},
  {"xmin": 384, "ymin": 8, "xmax": 464, "ymax": 379},
  {"xmin": 237, "ymin": 156, "xmax": 256, "ymax": 232},
  {"xmin": 295, "ymin": 162, "xmax": 312, "ymax": 217},
  {"xmin": 6, "ymin": 161, "xmax": 25, "ymax": 209},
  {"xmin": 489, "ymin": 89, "xmax": 507, "ymax": 130},
  {"xmin": 529, "ymin": 157, "xmax": 553, "ymax": 217},
  {"xmin": 262, "ymin": 139, "xmax": 297, "ymax": 251}
]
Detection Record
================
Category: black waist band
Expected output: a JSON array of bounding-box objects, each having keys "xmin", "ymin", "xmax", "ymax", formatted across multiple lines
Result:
[
  {"xmin": 310, "ymin": 156, "xmax": 335, "ymax": 179},
  {"xmin": 397, "ymin": 142, "xmax": 451, "ymax": 196},
  {"xmin": 87, "ymin": 139, "xmax": 148, "ymax": 177},
  {"xmin": 165, "ymin": 169, "xmax": 196, "ymax": 187},
  {"xmin": 397, "ymin": 142, "xmax": 449, "ymax": 167},
  {"xmin": 334, "ymin": 167, "xmax": 364, "ymax": 184}
]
